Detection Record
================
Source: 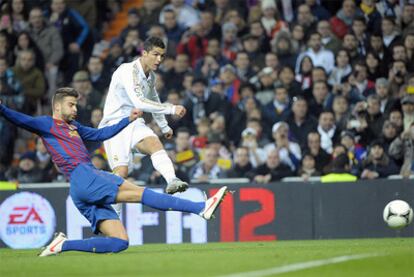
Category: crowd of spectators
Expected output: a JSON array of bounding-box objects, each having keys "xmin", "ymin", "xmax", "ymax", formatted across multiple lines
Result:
[{"xmin": 1, "ymin": 0, "xmax": 414, "ymax": 185}]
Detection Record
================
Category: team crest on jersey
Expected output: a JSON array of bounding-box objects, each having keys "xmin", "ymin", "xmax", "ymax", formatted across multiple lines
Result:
[
  {"xmin": 68, "ymin": 130, "xmax": 80, "ymax": 138},
  {"xmin": 113, "ymin": 155, "xmax": 119, "ymax": 161}
]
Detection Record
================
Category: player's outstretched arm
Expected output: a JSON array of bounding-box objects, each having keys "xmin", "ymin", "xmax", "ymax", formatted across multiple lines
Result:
[
  {"xmin": 76, "ymin": 108, "xmax": 143, "ymax": 141},
  {"xmin": 0, "ymin": 100, "xmax": 48, "ymax": 134}
]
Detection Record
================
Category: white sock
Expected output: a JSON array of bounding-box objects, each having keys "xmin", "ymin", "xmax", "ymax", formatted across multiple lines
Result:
[{"xmin": 150, "ymin": 150, "xmax": 176, "ymax": 184}]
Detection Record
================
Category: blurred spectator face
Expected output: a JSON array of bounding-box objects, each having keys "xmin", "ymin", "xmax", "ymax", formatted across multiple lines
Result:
[
  {"xmin": 392, "ymin": 45, "xmax": 406, "ymax": 61},
  {"xmin": 353, "ymin": 64, "xmax": 367, "ymax": 82},
  {"xmin": 265, "ymin": 53, "xmax": 278, "ymax": 69},
  {"xmin": 243, "ymin": 38, "xmax": 259, "ymax": 53},
  {"xmin": 366, "ymin": 52, "xmax": 379, "ymax": 70},
  {"xmin": 302, "ymin": 154, "xmax": 315, "ymax": 170},
  {"xmin": 204, "ymin": 148, "xmax": 219, "ymax": 168},
  {"xmin": 352, "ymin": 20, "xmax": 366, "ymax": 37},
  {"xmin": 223, "ymin": 27, "xmax": 237, "ymax": 43},
  {"xmin": 248, "ymin": 108, "xmax": 262, "ymax": 120},
  {"xmin": 191, "ymin": 81, "xmax": 205, "ymax": 98},
  {"xmin": 235, "ymin": 52, "xmax": 249, "ymax": 70},
  {"xmin": 12, "ymin": 0, "xmax": 24, "ymax": 13},
  {"xmin": 19, "ymin": 157, "xmax": 35, "ymax": 172},
  {"xmin": 36, "ymin": 139, "xmax": 47, "ymax": 154},
  {"xmin": 311, "ymin": 68, "xmax": 326, "ymax": 82},
  {"xmin": 0, "ymin": 59, "xmax": 7, "ymax": 75},
  {"xmin": 297, "ymin": 4, "xmax": 312, "ymax": 25},
  {"xmin": 215, "ymin": 0, "xmax": 229, "ymax": 9},
  {"xmin": 90, "ymin": 108, "xmax": 103, "ymax": 127},
  {"xmin": 343, "ymin": 34, "xmax": 357, "ymax": 51},
  {"xmin": 174, "ymin": 54, "xmax": 189, "ymax": 72},
  {"xmin": 375, "ymin": 83, "xmax": 388, "ymax": 99},
  {"xmin": 259, "ymin": 71, "xmax": 274, "ymax": 86},
  {"xmin": 292, "ymin": 98, "xmax": 307, "ymax": 118},
  {"xmin": 275, "ymin": 37, "xmax": 290, "ymax": 53},
  {"xmin": 382, "ymin": 121, "xmax": 397, "ymax": 139},
  {"xmin": 163, "ymin": 11, "xmax": 177, "ymax": 29},
  {"xmin": 332, "ymin": 145, "xmax": 346, "ymax": 158},
  {"xmin": 240, "ymin": 85, "xmax": 254, "ymax": 99},
  {"xmin": 127, "ymin": 13, "xmax": 140, "ymax": 27},
  {"xmin": 226, "ymin": 10, "xmax": 243, "ymax": 26},
  {"xmin": 211, "ymin": 115, "xmax": 225, "ymax": 133},
  {"xmin": 17, "ymin": 33, "xmax": 30, "ymax": 49},
  {"xmin": 220, "ymin": 69, "xmax": 236, "ymax": 85},
  {"xmin": 370, "ymin": 145, "xmax": 384, "ymax": 160},
  {"xmin": 307, "ymin": 132, "xmax": 321, "ymax": 150},
  {"xmin": 29, "ymin": 8, "xmax": 43, "ymax": 29},
  {"xmin": 274, "ymin": 123, "xmax": 289, "ymax": 141},
  {"xmin": 279, "ymin": 67, "xmax": 294, "ymax": 85},
  {"xmin": 0, "ymin": 34, "xmax": 7, "ymax": 50},
  {"xmin": 312, "ymin": 82, "xmax": 328, "ymax": 102},
  {"xmin": 336, "ymin": 50, "xmax": 349, "ymax": 68},
  {"xmin": 262, "ymin": 7, "xmax": 276, "ymax": 18},
  {"xmin": 404, "ymin": 34, "xmax": 414, "ymax": 50},
  {"xmin": 148, "ymin": 25, "xmax": 166, "ymax": 39},
  {"xmin": 274, "ymin": 87, "xmax": 288, "ymax": 103},
  {"xmin": 235, "ymin": 147, "xmax": 249, "ymax": 167},
  {"xmin": 332, "ymin": 96, "xmax": 348, "ymax": 114},
  {"xmin": 200, "ymin": 11, "xmax": 214, "ymax": 29},
  {"xmin": 300, "ymin": 56, "xmax": 313, "ymax": 74},
  {"xmin": 144, "ymin": 0, "xmax": 163, "ymax": 11},
  {"xmin": 247, "ymin": 120, "xmax": 262, "ymax": 137},
  {"xmin": 109, "ymin": 43, "xmax": 123, "ymax": 57},
  {"xmin": 402, "ymin": 5, "xmax": 414, "ymax": 25},
  {"xmin": 176, "ymin": 131, "xmax": 191, "ymax": 151},
  {"xmin": 51, "ymin": 0, "xmax": 66, "ymax": 14},
  {"xmin": 367, "ymin": 97, "xmax": 381, "ymax": 116},
  {"xmin": 155, "ymin": 72, "xmax": 165, "ymax": 91},
  {"xmin": 125, "ymin": 30, "xmax": 140, "ymax": 46},
  {"xmin": 319, "ymin": 112, "xmax": 335, "ymax": 130},
  {"xmin": 381, "ymin": 18, "xmax": 394, "ymax": 36},
  {"xmin": 340, "ymin": 135, "xmax": 354, "ymax": 149},
  {"xmin": 171, "ymin": 0, "xmax": 184, "ymax": 7},
  {"xmin": 206, "ymin": 39, "xmax": 220, "ymax": 56},
  {"xmin": 389, "ymin": 110, "xmax": 403, "ymax": 129},
  {"xmin": 197, "ymin": 120, "xmax": 210, "ymax": 136},
  {"xmin": 292, "ymin": 25, "xmax": 305, "ymax": 41},
  {"xmin": 167, "ymin": 92, "xmax": 181, "ymax": 105},
  {"xmin": 342, "ymin": 0, "xmax": 356, "ymax": 17},
  {"xmin": 391, "ymin": 61, "xmax": 406, "ymax": 80},
  {"xmin": 182, "ymin": 73, "xmax": 193, "ymax": 90},
  {"xmin": 317, "ymin": 21, "xmax": 330, "ymax": 38},
  {"xmin": 88, "ymin": 57, "xmax": 103, "ymax": 75},
  {"xmin": 244, "ymin": 97, "xmax": 257, "ymax": 111},
  {"xmin": 250, "ymin": 21, "xmax": 264, "ymax": 37},
  {"xmin": 18, "ymin": 51, "xmax": 35, "ymax": 71},
  {"xmin": 266, "ymin": 149, "xmax": 280, "ymax": 169},
  {"xmin": 370, "ymin": 35, "xmax": 383, "ymax": 51},
  {"xmin": 402, "ymin": 102, "xmax": 414, "ymax": 114},
  {"xmin": 73, "ymin": 79, "xmax": 91, "ymax": 94}
]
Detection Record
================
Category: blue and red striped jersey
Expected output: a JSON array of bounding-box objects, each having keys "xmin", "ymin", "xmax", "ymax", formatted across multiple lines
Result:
[{"xmin": 0, "ymin": 104, "xmax": 130, "ymax": 178}]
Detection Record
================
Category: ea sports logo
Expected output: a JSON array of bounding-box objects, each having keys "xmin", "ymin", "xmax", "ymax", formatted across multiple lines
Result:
[{"xmin": 0, "ymin": 192, "xmax": 56, "ymax": 249}]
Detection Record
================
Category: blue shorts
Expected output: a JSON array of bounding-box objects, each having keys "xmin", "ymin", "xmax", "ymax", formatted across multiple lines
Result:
[{"xmin": 69, "ymin": 163, "xmax": 124, "ymax": 234}]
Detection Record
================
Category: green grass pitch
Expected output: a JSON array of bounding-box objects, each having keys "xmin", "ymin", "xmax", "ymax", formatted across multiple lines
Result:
[{"xmin": 0, "ymin": 238, "xmax": 413, "ymax": 276}]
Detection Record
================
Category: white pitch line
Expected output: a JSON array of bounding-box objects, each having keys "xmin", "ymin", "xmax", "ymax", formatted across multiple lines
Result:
[{"xmin": 218, "ymin": 253, "xmax": 381, "ymax": 277}]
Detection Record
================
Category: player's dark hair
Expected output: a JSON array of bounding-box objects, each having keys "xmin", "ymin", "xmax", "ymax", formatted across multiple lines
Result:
[
  {"xmin": 52, "ymin": 87, "xmax": 79, "ymax": 107},
  {"xmin": 143, "ymin": 36, "xmax": 165, "ymax": 52}
]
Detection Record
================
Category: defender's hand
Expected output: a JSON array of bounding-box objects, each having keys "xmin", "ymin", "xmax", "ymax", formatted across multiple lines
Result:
[
  {"xmin": 174, "ymin": 105, "xmax": 186, "ymax": 118},
  {"xmin": 164, "ymin": 129, "xmax": 173, "ymax": 139},
  {"xmin": 129, "ymin": 108, "xmax": 143, "ymax": 122}
]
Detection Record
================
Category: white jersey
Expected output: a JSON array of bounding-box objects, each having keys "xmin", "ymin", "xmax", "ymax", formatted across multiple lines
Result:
[{"xmin": 99, "ymin": 59, "xmax": 174, "ymax": 133}]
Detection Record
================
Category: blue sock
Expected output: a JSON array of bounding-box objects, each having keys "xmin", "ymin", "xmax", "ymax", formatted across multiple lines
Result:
[
  {"xmin": 141, "ymin": 188, "xmax": 204, "ymax": 214},
  {"xmin": 62, "ymin": 237, "xmax": 128, "ymax": 253}
]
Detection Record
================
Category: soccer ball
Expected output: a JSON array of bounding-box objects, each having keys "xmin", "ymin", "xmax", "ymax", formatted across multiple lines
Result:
[{"xmin": 383, "ymin": 200, "xmax": 413, "ymax": 229}]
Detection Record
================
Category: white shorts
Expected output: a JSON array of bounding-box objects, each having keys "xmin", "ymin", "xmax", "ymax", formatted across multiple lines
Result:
[{"xmin": 103, "ymin": 118, "xmax": 157, "ymax": 170}]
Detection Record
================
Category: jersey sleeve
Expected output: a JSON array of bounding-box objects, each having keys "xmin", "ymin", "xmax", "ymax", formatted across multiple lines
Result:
[
  {"xmin": 147, "ymin": 82, "xmax": 171, "ymax": 134},
  {"xmin": 75, "ymin": 117, "xmax": 130, "ymax": 141},
  {"xmin": 120, "ymin": 63, "xmax": 175, "ymax": 115},
  {"xmin": 0, "ymin": 104, "xmax": 49, "ymax": 134}
]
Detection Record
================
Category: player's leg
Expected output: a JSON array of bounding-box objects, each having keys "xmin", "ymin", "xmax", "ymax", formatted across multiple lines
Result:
[
  {"xmin": 115, "ymin": 179, "xmax": 227, "ymax": 219},
  {"xmin": 134, "ymin": 135, "xmax": 188, "ymax": 194}
]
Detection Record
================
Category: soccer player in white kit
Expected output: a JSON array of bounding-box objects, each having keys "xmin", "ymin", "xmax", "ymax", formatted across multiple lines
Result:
[{"xmin": 99, "ymin": 37, "xmax": 189, "ymax": 202}]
